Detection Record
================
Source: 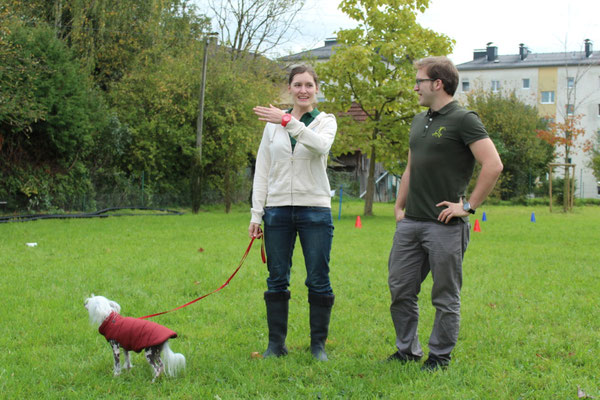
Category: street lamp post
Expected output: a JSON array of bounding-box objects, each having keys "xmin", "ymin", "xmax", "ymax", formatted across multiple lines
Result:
[
  {"xmin": 192, "ymin": 32, "xmax": 218, "ymax": 213},
  {"xmin": 196, "ymin": 32, "xmax": 218, "ymax": 154}
]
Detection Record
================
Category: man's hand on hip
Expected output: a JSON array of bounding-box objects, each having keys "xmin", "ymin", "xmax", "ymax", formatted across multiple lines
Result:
[{"xmin": 436, "ymin": 200, "xmax": 469, "ymax": 224}]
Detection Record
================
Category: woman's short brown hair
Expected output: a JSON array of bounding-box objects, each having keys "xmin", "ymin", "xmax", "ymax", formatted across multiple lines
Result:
[{"xmin": 414, "ymin": 56, "xmax": 459, "ymax": 96}]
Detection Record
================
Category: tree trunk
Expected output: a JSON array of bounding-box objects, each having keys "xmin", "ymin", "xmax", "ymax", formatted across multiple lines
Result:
[
  {"xmin": 192, "ymin": 37, "xmax": 211, "ymax": 214},
  {"xmin": 224, "ymin": 168, "xmax": 232, "ymax": 214},
  {"xmin": 54, "ymin": 0, "xmax": 62, "ymax": 33},
  {"xmin": 363, "ymin": 145, "xmax": 377, "ymax": 216},
  {"xmin": 563, "ymin": 164, "xmax": 569, "ymax": 212},
  {"xmin": 191, "ymin": 155, "xmax": 202, "ymax": 214}
]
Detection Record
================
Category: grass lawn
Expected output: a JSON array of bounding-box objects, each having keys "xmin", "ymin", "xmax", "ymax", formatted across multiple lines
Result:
[{"xmin": 1, "ymin": 202, "xmax": 598, "ymax": 399}]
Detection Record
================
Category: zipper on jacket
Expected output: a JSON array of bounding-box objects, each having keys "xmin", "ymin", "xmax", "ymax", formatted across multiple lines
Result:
[
  {"xmin": 288, "ymin": 129, "xmax": 295, "ymax": 205},
  {"xmin": 290, "ymin": 156, "xmax": 294, "ymax": 205}
]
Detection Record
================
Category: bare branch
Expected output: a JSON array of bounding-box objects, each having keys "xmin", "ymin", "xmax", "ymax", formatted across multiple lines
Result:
[{"xmin": 207, "ymin": 0, "xmax": 305, "ymax": 58}]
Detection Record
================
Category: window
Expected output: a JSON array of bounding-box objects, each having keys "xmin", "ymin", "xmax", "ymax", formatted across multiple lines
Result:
[
  {"xmin": 541, "ymin": 91, "xmax": 555, "ymax": 104},
  {"xmin": 542, "ymin": 116, "xmax": 555, "ymax": 124},
  {"xmin": 462, "ymin": 80, "xmax": 470, "ymax": 92},
  {"xmin": 567, "ymin": 77, "xmax": 575, "ymax": 88},
  {"xmin": 522, "ymin": 78, "xmax": 530, "ymax": 89},
  {"xmin": 491, "ymin": 80, "xmax": 500, "ymax": 92},
  {"xmin": 566, "ymin": 104, "xmax": 574, "ymax": 116}
]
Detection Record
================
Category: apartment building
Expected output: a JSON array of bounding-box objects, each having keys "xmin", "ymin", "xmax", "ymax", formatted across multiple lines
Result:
[{"xmin": 455, "ymin": 40, "xmax": 600, "ymax": 198}]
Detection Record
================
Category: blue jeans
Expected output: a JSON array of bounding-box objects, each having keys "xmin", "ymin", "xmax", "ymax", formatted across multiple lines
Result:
[{"xmin": 263, "ymin": 206, "xmax": 334, "ymax": 295}]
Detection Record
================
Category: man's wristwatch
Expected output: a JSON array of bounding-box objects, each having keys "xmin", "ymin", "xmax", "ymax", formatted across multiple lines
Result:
[
  {"xmin": 462, "ymin": 201, "xmax": 476, "ymax": 214},
  {"xmin": 281, "ymin": 113, "xmax": 292, "ymax": 127}
]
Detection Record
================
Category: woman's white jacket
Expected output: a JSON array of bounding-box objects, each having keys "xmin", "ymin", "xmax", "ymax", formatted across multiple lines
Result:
[{"xmin": 250, "ymin": 112, "xmax": 337, "ymax": 224}]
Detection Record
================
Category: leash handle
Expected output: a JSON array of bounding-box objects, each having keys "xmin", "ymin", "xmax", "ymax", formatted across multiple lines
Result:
[{"xmin": 138, "ymin": 237, "xmax": 265, "ymax": 319}]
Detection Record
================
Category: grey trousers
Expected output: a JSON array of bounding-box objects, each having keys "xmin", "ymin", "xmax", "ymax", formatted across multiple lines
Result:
[{"xmin": 388, "ymin": 217, "xmax": 470, "ymax": 361}]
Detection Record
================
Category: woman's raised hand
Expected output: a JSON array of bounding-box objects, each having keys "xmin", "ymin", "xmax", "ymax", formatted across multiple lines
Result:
[{"xmin": 253, "ymin": 104, "xmax": 286, "ymax": 124}]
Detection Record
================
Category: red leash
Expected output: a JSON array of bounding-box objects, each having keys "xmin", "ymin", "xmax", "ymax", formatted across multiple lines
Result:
[{"xmin": 138, "ymin": 237, "xmax": 265, "ymax": 319}]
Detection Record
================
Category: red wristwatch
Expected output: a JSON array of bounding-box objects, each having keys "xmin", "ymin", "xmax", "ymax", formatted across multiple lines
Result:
[{"xmin": 281, "ymin": 113, "xmax": 292, "ymax": 127}]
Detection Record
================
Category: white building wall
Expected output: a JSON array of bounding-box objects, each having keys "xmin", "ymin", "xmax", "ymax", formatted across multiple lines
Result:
[
  {"xmin": 455, "ymin": 68, "xmax": 539, "ymax": 106},
  {"xmin": 555, "ymin": 65, "xmax": 600, "ymax": 198},
  {"xmin": 455, "ymin": 65, "xmax": 600, "ymax": 198}
]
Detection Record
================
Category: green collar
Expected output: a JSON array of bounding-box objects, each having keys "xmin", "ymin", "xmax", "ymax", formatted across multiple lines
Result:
[{"xmin": 286, "ymin": 108, "xmax": 321, "ymax": 126}]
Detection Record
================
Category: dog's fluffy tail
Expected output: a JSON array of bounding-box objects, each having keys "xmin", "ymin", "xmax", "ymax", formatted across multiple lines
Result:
[{"xmin": 161, "ymin": 341, "xmax": 186, "ymax": 377}]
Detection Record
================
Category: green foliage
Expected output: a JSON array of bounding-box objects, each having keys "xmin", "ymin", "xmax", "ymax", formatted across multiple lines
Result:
[
  {"xmin": 317, "ymin": 0, "xmax": 453, "ymax": 215},
  {"xmin": 109, "ymin": 41, "xmax": 200, "ymax": 201},
  {"xmin": 590, "ymin": 131, "xmax": 600, "ymax": 181},
  {"xmin": 0, "ymin": 16, "xmax": 46, "ymax": 133},
  {"xmin": 0, "ymin": 1, "xmax": 323, "ymax": 212},
  {"xmin": 202, "ymin": 48, "xmax": 283, "ymax": 212},
  {"xmin": 0, "ymin": 20, "xmax": 107, "ymax": 211},
  {"xmin": 465, "ymin": 90, "xmax": 554, "ymax": 199}
]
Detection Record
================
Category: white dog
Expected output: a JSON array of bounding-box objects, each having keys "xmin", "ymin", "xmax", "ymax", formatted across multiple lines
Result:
[{"xmin": 84, "ymin": 295, "xmax": 185, "ymax": 381}]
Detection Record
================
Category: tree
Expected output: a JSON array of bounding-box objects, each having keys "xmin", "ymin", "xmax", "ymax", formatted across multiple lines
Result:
[
  {"xmin": 201, "ymin": 47, "xmax": 282, "ymax": 212},
  {"xmin": 108, "ymin": 31, "xmax": 204, "ymax": 206},
  {"xmin": 535, "ymin": 44, "xmax": 596, "ymax": 210},
  {"xmin": 206, "ymin": 0, "xmax": 305, "ymax": 58},
  {"xmin": 317, "ymin": 0, "xmax": 453, "ymax": 216},
  {"xmin": 537, "ymin": 115, "xmax": 592, "ymax": 210},
  {"xmin": 465, "ymin": 90, "xmax": 554, "ymax": 199},
  {"xmin": 0, "ymin": 20, "xmax": 108, "ymax": 211},
  {"xmin": 5, "ymin": 0, "xmax": 210, "ymax": 90},
  {"xmin": 590, "ymin": 134, "xmax": 600, "ymax": 183},
  {"xmin": 0, "ymin": 11, "xmax": 46, "ymax": 134}
]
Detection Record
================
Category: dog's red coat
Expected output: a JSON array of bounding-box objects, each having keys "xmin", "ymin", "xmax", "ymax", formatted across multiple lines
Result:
[{"xmin": 98, "ymin": 312, "xmax": 177, "ymax": 352}]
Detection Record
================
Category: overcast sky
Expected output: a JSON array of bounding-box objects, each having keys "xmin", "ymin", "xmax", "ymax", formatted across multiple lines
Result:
[{"xmin": 264, "ymin": 0, "xmax": 600, "ymax": 65}]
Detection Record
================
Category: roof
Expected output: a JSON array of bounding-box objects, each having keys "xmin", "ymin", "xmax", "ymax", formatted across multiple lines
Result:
[
  {"xmin": 279, "ymin": 39, "xmax": 339, "ymax": 61},
  {"xmin": 342, "ymin": 102, "xmax": 368, "ymax": 122},
  {"xmin": 457, "ymin": 51, "xmax": 600, "ymax": 71}
]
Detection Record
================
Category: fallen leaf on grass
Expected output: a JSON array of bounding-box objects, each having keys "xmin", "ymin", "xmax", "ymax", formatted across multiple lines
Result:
[
  {"xmin": 250, "ymin": 352, "xmax": 262, "ymax": 359},
  {"xmin": 578, "ymin": 386, "xmax": 596, "ymax": 399},
  {"xmin": 488, "ymin": 303, "xmax": 497, "ymax": 309},
  {"xmin": 198, "ymin": 248, "xmax": 204, "ymax": 252}
]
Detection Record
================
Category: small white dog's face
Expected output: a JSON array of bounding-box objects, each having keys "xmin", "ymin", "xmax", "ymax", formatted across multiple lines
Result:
[{"xmin": 85, "ymin": 294, "xmax": 121, "ymax": 326}]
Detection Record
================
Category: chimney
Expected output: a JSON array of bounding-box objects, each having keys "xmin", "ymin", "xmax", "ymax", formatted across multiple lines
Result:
[
  {"xmin": 486, "ymin": 42, "xmax": 498, "ymax": 62},
  {"xmin": 585, "ymin": 39, "xmax": 593, "ymax": 58},
  {"xmin": 324, "ymin": 37, "xmax": 337, "ymax": 46},
  {"xmin": 519, "ymin": 43, "xmax": 528, "ymax": 60},
  {"xmin": 473, "ymin": 49, "xmax": 487, "ymax": 60}
]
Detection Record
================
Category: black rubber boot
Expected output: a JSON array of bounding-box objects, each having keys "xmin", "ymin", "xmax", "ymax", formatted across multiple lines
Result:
[
  {"xmin": 308, "ymin": 293, "xmax": 335, "ymax": 361},
  {"xmin": 263, "ymin": 291, "xmax": 290, "ymax": 358}
]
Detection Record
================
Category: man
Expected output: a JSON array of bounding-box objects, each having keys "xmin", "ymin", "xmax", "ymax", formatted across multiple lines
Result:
[{"xmin": 387, "ymin": 56, "xmax": 503, "ymax": 370}]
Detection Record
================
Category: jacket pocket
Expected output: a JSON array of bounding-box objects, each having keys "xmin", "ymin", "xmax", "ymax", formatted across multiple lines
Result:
[
  {"xmin": 292, "ymin": 156, "xmax": 329, "ymax": 195},
  {"xmin": 267, "ymin": 159, "xmax": 291, "ymax": 195}
]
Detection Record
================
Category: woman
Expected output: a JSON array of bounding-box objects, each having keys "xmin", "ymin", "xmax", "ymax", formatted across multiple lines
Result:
[{"xmin": 249, "ymin": 65, "xmax": 337, "ymax": 361}]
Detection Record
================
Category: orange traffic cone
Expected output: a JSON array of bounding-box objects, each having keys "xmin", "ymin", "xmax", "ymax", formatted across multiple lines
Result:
[
  {"xmin": 473, "ymin": 219, "xmax": 481, "ymax": 232},
  {"xmin": 355, "ymin": 215, "xmax": 362, "ymax": 228}
]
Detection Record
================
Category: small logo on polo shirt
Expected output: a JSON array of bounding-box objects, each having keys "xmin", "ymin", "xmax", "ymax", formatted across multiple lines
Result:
[{"xmin": 432, "ymin": 126, "xmax": 446, "ymax": 138}]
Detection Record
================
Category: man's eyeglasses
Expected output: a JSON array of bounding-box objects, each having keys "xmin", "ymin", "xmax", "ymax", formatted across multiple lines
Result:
[{"xmin": 415, "ymin": 78, "xmax": 437, "ymax": 86}]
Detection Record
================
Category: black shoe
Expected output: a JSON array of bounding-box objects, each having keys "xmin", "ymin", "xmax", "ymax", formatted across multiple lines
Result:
[
  {"xmin": 420, "ymin": 355, "xmax": 449, "ymax": 371},
  {"xmin": 387, "ymin": 351, "xmax": 421, "ymax": 363}
]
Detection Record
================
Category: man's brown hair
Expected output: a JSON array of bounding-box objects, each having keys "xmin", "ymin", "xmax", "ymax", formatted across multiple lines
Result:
[{"xmin": 414, "ymin": 56, "xmax": 459, "ymax": 96}]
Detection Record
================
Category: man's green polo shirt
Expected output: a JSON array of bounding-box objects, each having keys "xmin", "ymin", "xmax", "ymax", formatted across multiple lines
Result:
[
  {"xmin": 287, "ymin": 108, "xmax": 320, "ymax": 150},
  {"xmin": 405, "ymin": 100, "xmax": 489, "ymax": 223}
]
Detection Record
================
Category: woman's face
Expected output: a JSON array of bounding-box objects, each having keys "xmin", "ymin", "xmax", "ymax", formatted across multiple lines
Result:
[{"xmin": 289, "ymin": 72, "xmax": 318, "ymax": 108}]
